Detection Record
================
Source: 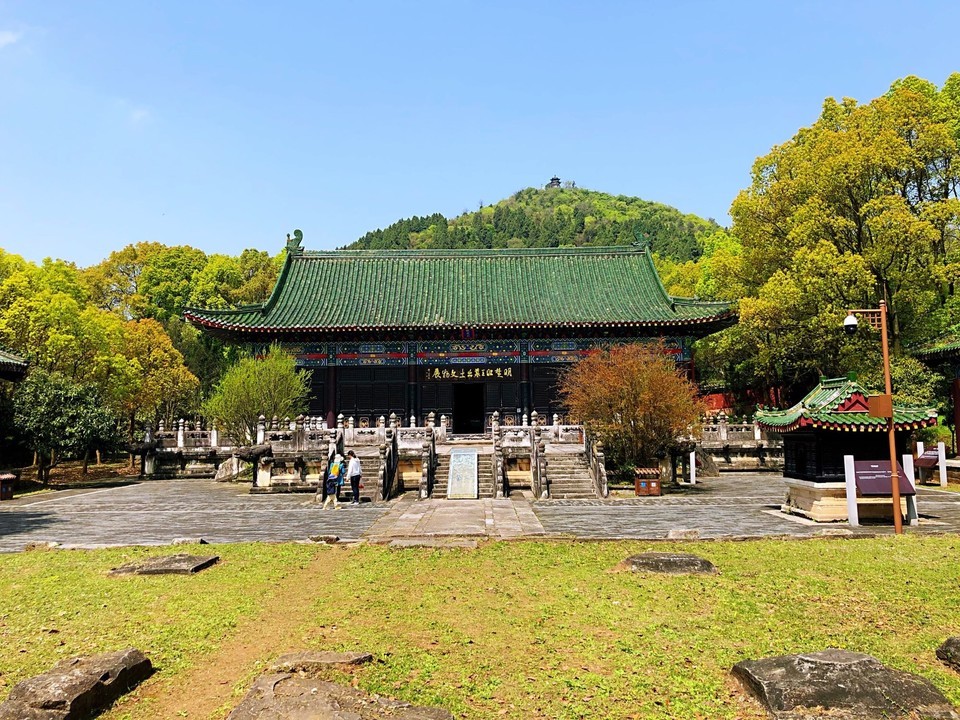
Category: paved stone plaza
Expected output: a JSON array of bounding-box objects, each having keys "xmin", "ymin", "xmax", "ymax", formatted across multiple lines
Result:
[{"xmin": 0, "ymin": 474, "xmax": 958, "ymax": 551}]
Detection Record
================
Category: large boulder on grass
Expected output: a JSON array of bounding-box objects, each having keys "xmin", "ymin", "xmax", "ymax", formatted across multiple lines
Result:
[
  {"xmin": 732, "ymin": 648, "xmax": 959, "ymax": 719},
  {"xmin": 938, "ymin": 637, "xmax": 960, "ymax": 673},
  {"xmin": 0, "ymin": 648, "xmax": 152, "ymax": 720}
]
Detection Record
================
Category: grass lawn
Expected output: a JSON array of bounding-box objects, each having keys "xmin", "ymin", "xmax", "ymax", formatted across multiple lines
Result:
[{"xmin": 0, "ymin": 537, "xmax": 958, "ymax": 719}]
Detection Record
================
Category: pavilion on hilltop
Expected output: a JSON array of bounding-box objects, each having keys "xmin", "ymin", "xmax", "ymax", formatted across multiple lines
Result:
[{"xmin": 185, "ymin": 233, "xmax": 735, "ymax": 432}]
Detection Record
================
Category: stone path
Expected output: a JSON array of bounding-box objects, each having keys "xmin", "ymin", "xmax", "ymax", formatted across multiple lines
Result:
[
  {"xmin": 0, "ymin": 480, "xmax": 389, "ymax": 551},
  {"xmin": 0, "ymin": 474, "xmax": 958, "ymax": 551},
  {"xmin": 364, "ymin": 492, "xmax": 546, "ymax": 542}
]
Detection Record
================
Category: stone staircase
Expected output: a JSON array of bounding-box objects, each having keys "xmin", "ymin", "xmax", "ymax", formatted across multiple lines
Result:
[
  {"xmin": 543, "ymin": 451, "xmax": 598, "ymax": 499},
  {"xmin": 433, "ymin": 448, "xmax": 497, "ymax": 499}
]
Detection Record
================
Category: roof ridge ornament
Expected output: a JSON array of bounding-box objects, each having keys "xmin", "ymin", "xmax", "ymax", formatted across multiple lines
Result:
[
  {"xmin": 632, "ymin": 227, "xmax": 652, "ymax": 251},
  {"xmin": 285, "ymin": 229, "xmax": 304, "ymax": 254}
]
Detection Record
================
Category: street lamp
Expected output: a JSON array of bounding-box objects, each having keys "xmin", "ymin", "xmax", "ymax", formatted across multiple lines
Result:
[{"xmin": 844, "ymin": 299, "xmax": 903, "ymax": 535}]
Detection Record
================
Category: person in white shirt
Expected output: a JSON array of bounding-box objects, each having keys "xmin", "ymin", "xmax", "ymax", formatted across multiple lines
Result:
[{"xmin": 346, "ymin": 450, "xmax": 362, "ymax": 505}]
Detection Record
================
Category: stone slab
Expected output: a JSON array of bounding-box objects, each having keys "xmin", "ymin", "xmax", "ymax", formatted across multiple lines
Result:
[
  {"xmin": 227, "ymin": 675, "xmax": 454, "ymax": 720},
  {"xmin": 446, "ymin": 449, "xmax": 478, "ymax": 499},
  {"xmin": 616, "ymin": 552, "xmax": 718, "ymax": 575},
  {"xmin": 389, "ymin": 538, "xmax": 478, "ymax": 549},
  {"xmin": 0, "ymin": 648, "xmax": 152, "ymax": 720},
  {"xmin": 732, "ymin": 648, "xmax": 959, "ymax": 719},
  {"xmin": 938, "ymin": 637, "xmax": 960, "ymax": 673},
  {"xmin": 109, "ymin": 553, "xmax": 219, "ymax": 576},
  {"xmin": 268, "ymin": 651, "xmax": 373, "ymax": 673}
]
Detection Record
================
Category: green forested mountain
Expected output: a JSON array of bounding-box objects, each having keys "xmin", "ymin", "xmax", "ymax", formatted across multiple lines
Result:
[{"xmin": 347, "ymin": 185, "xmax": 723, "ymax": 262}]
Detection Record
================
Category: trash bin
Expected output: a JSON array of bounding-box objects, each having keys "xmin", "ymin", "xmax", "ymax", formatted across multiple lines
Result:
[
  {"xmin": 0, "ymin": 473, "xmax": 15, "ymax": 501},
  {"xmin": 634, "ymin": 468, "xmax": 661, "ymax": 496}
]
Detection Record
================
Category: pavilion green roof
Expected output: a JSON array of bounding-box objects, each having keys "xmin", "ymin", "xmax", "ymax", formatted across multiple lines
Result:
[
  {"xmin": 184, "ymin": 243, "xmax": 735, "ymax": 337},
  {"xmin": 755, "ymin": 375, "xmax": 936, "ymax": 433},
  {"xmin": 0, "ymin": 345, "xmax": 27, "ymax": 381}
]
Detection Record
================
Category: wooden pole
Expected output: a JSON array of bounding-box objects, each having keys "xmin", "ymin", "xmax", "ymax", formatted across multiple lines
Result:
[{"xmin": 879, "ymin": 300, "xmax": 903, "ymax": 535}]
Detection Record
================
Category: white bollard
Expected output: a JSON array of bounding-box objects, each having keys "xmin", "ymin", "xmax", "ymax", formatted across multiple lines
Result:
[
  {"xmin": 938, "ymin": 442, "xmax": 947, "ymax": 487},
  {"xmin": 689, "ymin": 449, "xmax": 697, "ymax": 485},
  {"xmin": 843, "ymin": 455, "xmax": 859, "ymax": 527},
  {"xmin": 902, "ymin": 453, "xmax": 919, "ymax": 526}
]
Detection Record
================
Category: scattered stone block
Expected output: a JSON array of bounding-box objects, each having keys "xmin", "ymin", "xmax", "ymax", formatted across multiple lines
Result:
[
  {"xmin": 389, "ymin": 538, "xmax": 478, "ymax": 549},
  {"xmin": 268, "ymin": 651, "xmax": 373, "ymax": 673},
  {"xmin": 938, "ymin": 637, "xmax": 960, "ymax": 673},
  {"xmin": 228, "ymin": 675, "xmax": 453, "ymax": 719},
  {"xmin": 814, "ymin": 528, "xmax": 855, "ymax": 538},
  {"xmin": 171, "ymin": 537, "xmax": 209, "ymax": 546},
  {"xmin": 109, "ymin": 553, "xmax": 219, "ymax": 576},
  {"xmin": 615, "ymin": 552, "xmax": 718, "ymax": 575},
  {"xmin": 732, "ymin": 648, "xmax": 960, "ymax": 719},
  {"xmin": 215, "ymin": 456, "xmax": 250, "ymax": 482},
  {"xmin": 0, "ymin": 648, "xmax": 152, "ymax": 720},
  {"xmin": 666, "ymin": 528, "xmax": 701, "ymax": 540},
  {"xmin": 309, "ymin": 535, "xmax": 340, "ymax": 544}
]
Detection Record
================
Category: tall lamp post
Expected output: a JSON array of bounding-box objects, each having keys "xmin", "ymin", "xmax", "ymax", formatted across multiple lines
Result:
[{"xmin": 843, "ymin": 299, "xmax": 903, "ymax": 535}]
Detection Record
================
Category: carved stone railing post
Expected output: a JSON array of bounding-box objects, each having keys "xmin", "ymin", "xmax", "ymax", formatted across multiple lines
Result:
[
  {"xmin": 158, "ymin": 419, "xmax": 165, "ymax": 434},
  {"xmin": 210, "ymin": 420, "xmax": 219, "ymax": 449},
  {"xmin": 420, "ymin": 440, "xmax": 430, "ymax": 499},
  {"xmin": 553, "ymin": 413, "xmax": 559, "ymax": 427},
  {"xmin": 718, "ymin": 412, "xmax": 728, "ymax": 442},
  {"xmin": 337, "ymin": 413, "xmax": 344, "ymax": 430},
  {"xmin": 177, "ymin": 419, "xmax": 185, "ymax": 448},
  {"xmin": 537, "ymin": 438, "xmax": 547, "ymax": 499},
  {"xmin": 389, "ymin": 412, "xmax": 397, "ymax": 429},
  {"xmin": 427, "ymin": 411, "xmax": 435, "ymax": 428},
  {"xmin": 522, "ymin": 413, "xmax": 529, "ymax": 427},
  {"xmin": 378, "ymin": 442, "xmax": 387, "ymax": 501},
  {"xmin": 491, "ymin": 411, "xmax": 499, "ymax": 435},
  {"xmin": 378, "ymin": 415, "xmax": 385, "ymax": 428},
  {"xmin": 256, "ymin": 415, "xmax": 266, "ymax": 445},
  {"xmin": 494, "ymin": 428, "xmax": 504, "ymax": 499},
  {"xmin": 410, "ymin": 414, "xmax": 416, "ymax": 429}
]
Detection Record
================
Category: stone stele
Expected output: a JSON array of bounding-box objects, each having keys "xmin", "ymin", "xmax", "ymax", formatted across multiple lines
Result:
[
  {"xmin": 616, "ymin": 552, "xmax": 718, "ymax": 575},
  {"xmin": 109, "ymin": 553, "xmax": 219, "ymax": 576},
  {"xmin": 227, "ymin": 675, "xmax": 454, "ymax": 720},
  {"xmin": 0, "ymin": 648, "xmax": 152, "ymax": 720},
  {"xmin": 732, "ymin": 648, "xmax": 960, "ymax": 720},
  {"xmin": 938, "ymin": 637, "xmax": 960, "ymax": 673}
]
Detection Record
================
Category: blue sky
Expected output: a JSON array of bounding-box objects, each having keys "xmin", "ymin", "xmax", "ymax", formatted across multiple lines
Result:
[{"xmin": 1, "ymin": 1, "xmax": 958, "ymax": 267}]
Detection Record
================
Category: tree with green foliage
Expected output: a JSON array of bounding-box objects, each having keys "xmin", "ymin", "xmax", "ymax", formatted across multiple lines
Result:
[
  {"xmin": 202, "ymin": 347, "xmax": 311, "ymax": 444},
  {"xmin": 559, "ymin": 343, "xmax": 704, "ymax": 471},
  {"xmin": 13, "ymin": 370, "xmax": 121, "ymax": 483},
  {"xmin": 701, "ymin": 74, "xmax": 960, "ymax": 405}
]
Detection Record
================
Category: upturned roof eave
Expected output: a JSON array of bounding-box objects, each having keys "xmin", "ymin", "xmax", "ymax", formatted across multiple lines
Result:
[{"xmin": 182, "ymin": 311, "xmax": 737, "ymax": 335}]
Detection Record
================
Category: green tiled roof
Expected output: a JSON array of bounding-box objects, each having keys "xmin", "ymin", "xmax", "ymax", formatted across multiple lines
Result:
[
  {"xmin": 184, "ymin": 245, "xmax": 734, "ymax": 336},
  {"xmin": 0, "ymin": 345, "xmax": 27, "ymax": 381},
  {"xmin": 915, "ymin": 336, "xmax": 960, "ymax": 360},
  {"xmin": 755, "ymin": 375, "xmax": 936, "ymax": 433}
]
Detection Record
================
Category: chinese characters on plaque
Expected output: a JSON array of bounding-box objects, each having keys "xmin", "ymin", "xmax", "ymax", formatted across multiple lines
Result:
[{"xmin": 423, "ymin": 367, "xmax": 514, "ymax": 381}]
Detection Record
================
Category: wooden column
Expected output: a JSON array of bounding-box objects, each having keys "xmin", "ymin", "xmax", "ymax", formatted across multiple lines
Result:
[{"xmin": 325, "ymin": 365, "xmax": 336, "ymax": 428}]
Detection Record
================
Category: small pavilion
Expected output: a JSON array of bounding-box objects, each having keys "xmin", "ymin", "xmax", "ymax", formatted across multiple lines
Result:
[
  {"xmin": 755, "ymin": 374, "xmax": 937, "ymax": 521},
  {"xmin": 755, "ymin": 374, "xmax": 936, "ymax": 482}
]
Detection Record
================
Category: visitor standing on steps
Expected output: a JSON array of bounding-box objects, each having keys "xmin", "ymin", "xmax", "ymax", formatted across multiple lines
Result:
[
  {"xmin": 346, "ymin": 450, "xmax": 362, "ymax": 504},
  {"xmin": 322, "ymin": 454, "xmax": 344, "ymax": 509}
]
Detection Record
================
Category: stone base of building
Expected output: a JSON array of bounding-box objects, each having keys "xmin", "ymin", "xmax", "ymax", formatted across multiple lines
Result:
[{"xmin": 782, "ymin": 478, "xmax": 906, "ymax": 523}]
